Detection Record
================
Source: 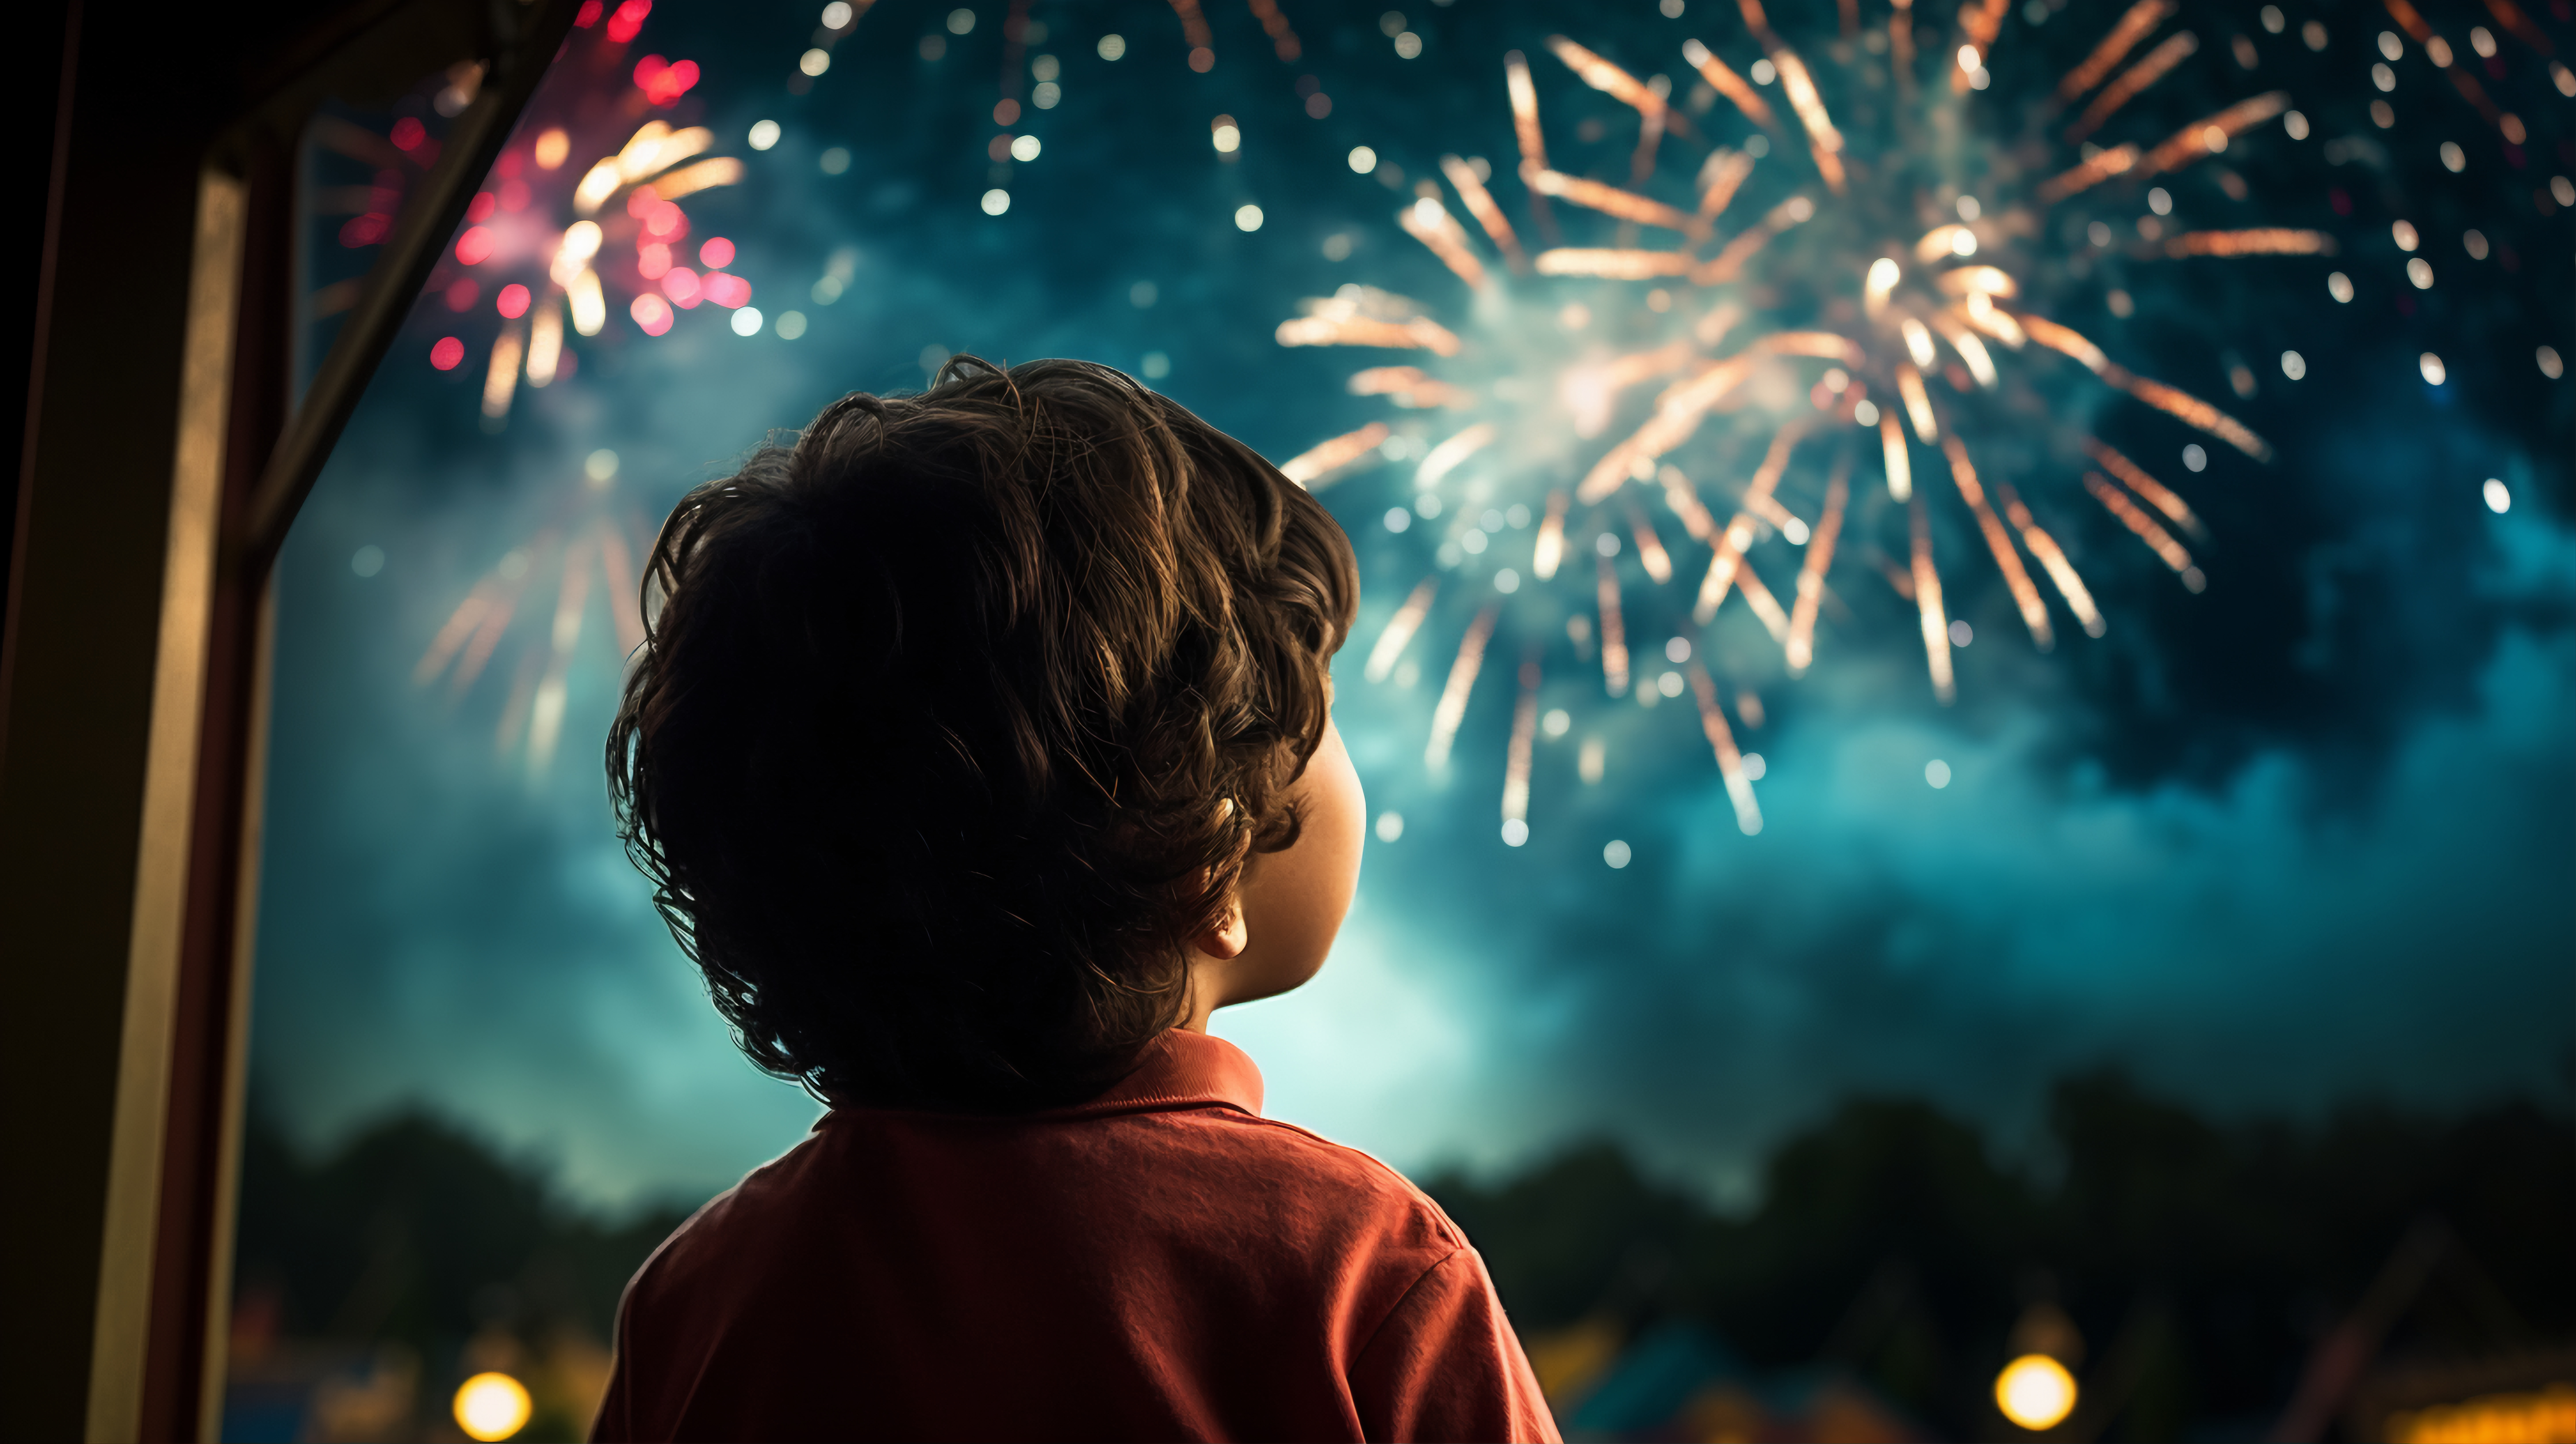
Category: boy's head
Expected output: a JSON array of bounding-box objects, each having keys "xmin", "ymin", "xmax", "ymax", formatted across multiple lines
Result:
[{"xmin": 608, "ymin": 357, "xmax": 1361, "ymax": 1111}]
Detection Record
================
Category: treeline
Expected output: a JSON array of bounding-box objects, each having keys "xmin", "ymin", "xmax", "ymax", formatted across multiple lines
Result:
[
  {"xmin": 1423, "ymin": 1071, "xmax": 2574, "ymax": 1440},
  {"xmin": 232, "ymin": 1072, "xmax": 2571, "ymax": 1440}
]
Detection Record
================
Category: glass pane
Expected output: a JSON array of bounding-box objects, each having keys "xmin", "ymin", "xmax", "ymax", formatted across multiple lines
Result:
[{"xmin": 236, "ymin": 0, "xmax": 2572, "ymax": 1438}]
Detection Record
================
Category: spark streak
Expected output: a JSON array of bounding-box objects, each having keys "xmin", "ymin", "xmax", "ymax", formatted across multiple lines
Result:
[
  {"xmin": 1785, "ymin": 458, "xmax": 1850, "ymax": 673},
  {"xmin": 1681, "ymin": 38, "xmax": 1780, "ymax": 128},
  {"xmin": 1536, "ymin": 248, "xmax": 1697, "ymax": 278},
  {"xmin": 2083, "ymin": 472, "xmax": 2196, "ymax": 575},
  {"xmin": 1417, "ymin": 422, "xmax": 1497, "ymax": 487},
  {"xmin": 1426, "ymin": 605, "xmax": 1499, "ymax": 767},
  {"xmin": 1626, "ymin": 500, "xmax": 1675, "ymax": 583},
  {"xmin": 1597, "ymin": 555, "xmax": 1630, "ymax": 695},
  {"xmin": 1279, "ymin": 423, "xmax": 1392, "ymax": 486},
  {"xmin": 1880, "ymin": 413, "xmax": 1914, "ymax": 500},
  {"xmin": 1687, "ymin": 664, "xmax": 1763, "ymax": 835},
  {"xmin": 2083, "ymin": 437, "xmax": 2204, "ymax": 538},
  {"xmin": 1365, "ymin": 578, "xmax": 1440, "ymax": 681},
  {"xmin": 1439, "ymin": 154, "xmax": 1526, "ymax": 269},
  {"xmin": 1996, "ymin": 482, "xmax": 2104, "ymax": 638},
  {"xmin": 1546, "ymin": 36, "xmax": 1698, "ymax": 139},
  {"xmin": 1526, "ymin": 169, "xmax": 1702, "ymax": 236},
  {"xmin": 1274, "ymin": 314, "xmax": 1464, "ymax": 355},
  {"xmin": 2059, "ymin": 0, "xmax": 2176, "ymax": 100},
  {"xmin": 1943, "ymin": 434, "xmax": 2054, "ymax": 650},
  {"xmin": 1533, "ymin": 490, "xmax": 1570, "ymax": 579},
  {"xmin": 2161, "ymin": 228, "xmax": 2338, "ymax": 257},
  {"xmin": 2068, "ymin": 31, "xmax": 2199, "ymax": 142},
  {"xmin": 1400, "ymin": 197, "xmax": 1490, "ymax": 288},
  {"xmin": 1909, "ymin": 495, "xmax": 1955, "ymax": 703},
  {"xmin": 1503, "ymin": 656, "xmax": 1541, "ymax": 833}
]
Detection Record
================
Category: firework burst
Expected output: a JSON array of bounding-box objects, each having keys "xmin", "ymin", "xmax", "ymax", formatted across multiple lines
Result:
[
  {"xmin": 392, "ymin": 0, "xmax": 751, "ymax": 425},
  {"xmin": 1277, "ymin": 0, "xmax": 2367, "ymax": 839}
]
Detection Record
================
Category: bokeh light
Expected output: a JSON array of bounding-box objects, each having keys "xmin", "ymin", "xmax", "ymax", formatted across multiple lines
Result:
[
  {"xmin": 1993, "ymin": 1353, "xmax": 2078, "ymax": 1432},
  {"xmin": 452, "ymin": 1372, "xmax": 531, "ymax": 1442}
]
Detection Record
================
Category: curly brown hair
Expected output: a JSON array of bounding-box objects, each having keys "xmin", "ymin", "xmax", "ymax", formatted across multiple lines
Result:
[{"xmin": 606, "ymin": 357, "xmax": 1357, "ymax": 1111}]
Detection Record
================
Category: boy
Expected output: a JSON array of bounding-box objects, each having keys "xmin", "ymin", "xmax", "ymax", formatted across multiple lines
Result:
[{"xmin": 595, "ymin": 358, "xmax": 1557, "ymax": 1442}]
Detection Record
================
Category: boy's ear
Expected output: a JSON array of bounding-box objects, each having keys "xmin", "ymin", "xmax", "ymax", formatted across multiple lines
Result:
[{"xmin": 1191, "ymin": 890, "xmax": 1248, "ymax": 961}]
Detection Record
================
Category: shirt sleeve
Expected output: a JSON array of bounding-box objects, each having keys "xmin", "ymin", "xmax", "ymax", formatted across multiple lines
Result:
[{"xmin": 1348, "ymin": 1246, "xmax": 1563, "ymax": 1444}]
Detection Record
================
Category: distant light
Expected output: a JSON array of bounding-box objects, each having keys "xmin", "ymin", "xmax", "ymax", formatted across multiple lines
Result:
[
  {"xmin": 1011, "ymin": 134, "xmax": 1041, "ymax": 162},
  {"xmin": 820, "ymin": 146, "xmax": 851, "ymax": 174},
  {"xmin": 2146, "ymin": 187, "xmax": 2171, "ymax": 215},
  {"xmin": 1032, "ymin": 53, "xmax": 1061, "ymax": 82},
  {"xmin": 1097, "ymin": 32, "xmax": 1126, "ymax": 60},
  {"xmin": 822, "ymin": 0, "xmax": 852, "ymax": 26},
  {"xmin": 1595, "ymin": 532, "xmax": 1620, "ymax": 557},
  {"xmin": 700, "ymin": 237, "xmax": 735, "ymax": 269},
  {"xmin": 630, "ymin": 293, "xmax": 673, "ymax": 336},
  {"xmin": 2440, "ymin": 141, "xmax": 2465, "ymax": 172},
  {"xmin": 1415, "ymin": 492, "xmax": 1441, "ymax": 518},
  {"xmin": 1948, "ymin": 618, "xmax": 1973, "ymax": 647},
  {"xmin": 2464, "ymin": 229, "xmax": 2488, "ymax": 259},
  {"xmin": 495, "ymin": 284, "xmax": 530, "ymax": 319},
  {"xmin": 1234, "ymin": 204, "xmax": 1264, "ymax": 231},
  {"xmin": 2391, "ymin": 219, "xmax": 2419, "ymax": 250},
  {"xmin": 731, "ymin": 306, "xmax": 763, "ymax": 336},
  {"xmin": 1376, "ymin": 811, "xmax": 1405, "ymax": 842},
  {"xmin": 1348, "ymin": 145, "xmax": 1377, "ymax": 173},
  {"xmin": 1380, "ymin": 11, "xmax": 1407, "ymax": 35},
  {"xmin": 2087, "ymin": 220, "xmax": 2112, "ymax": 247},
  {"xmin": 1994, "ymin": 1356, "xmax": 2078, "ymax": 1432},
  {"xmin": 1493, "ymin": 568, "xmax": 1521, "ymax": 594},
  {"xmin": 2262, "ymin": 5, "xmax": 2284, "ymax": 32},
  {"xmin": 2484, "ymin": 479, "xmax": 2511, "ymax": 513},
  {"xmin": 2283, "ymin": 109, "xmax": 2309, "ymax": 140},
  {"xmin": 350, "ymin": 545, "xmax": 385, "ymax": 578},
  {"xmin": 1665, "ymin": 636, "xmax": 1691, "ymax": 663},
  {"xmin": 1394, "ymin": 31, "xmax": 1423, "ymax": 58},
  {"xmin": 1385, "ymin": 507, "xmax": 1411, "ymax": 532},
  {"xmin": 1033, "ymin": 82, "xmax": 1061, "ymax": 108},
  {"xmin": 2379, "ymin": 29, "xmax": 2405, "ymax": 59},
  {"xmin": 1657, "ymin": 672, "xmax": 1684, "ymax": 697},
  {"xmin": 391, "ymin": 117, "xmax": 427, "ymax": 152},
  {"xmin": 1130, "ymin": 280, "xmax": 1158, "ymax": 307},
  {"xmin": 1925, "ymin": 759, "xmax": 1952, "ymax": 789},
  {"xmin": 533, "ymin": 128, "xmax": 571, "ymax": 169},
  {"xmin": 585, "ymin": 449, "xmax": 619, "ymax": 481},
  {"xmin": 745, "ymin": 120, "xmax": 780, "ymax": 153},
  {"xmin": 430, "ymin": 336, "xmax": 465, "ymax": 370},
  {"xmin": 2419, "ymin": 352, "xmax": 2446, "ymax": 385},
  {"xmin": 2303, "ymin": 19, "xmax": 2327, "ymax": 49},
  {"xmin": 1750, "ymin": 57, "xmax": 1777, "ymax": 84},
  {"xmin": 1661, "ymin": 0, "xmax": 1684, "ymax": 15},
  {"xmin": 1740, "ymin": 752, "xmax": 1765, "ymax": 781},
  {"xmin": 1743, "ymin": 134, "xmax": 1769, "ymax": 157},
  {"xmin": 1501, "ymin": 818, "xmax": 1528, "ymax": 846},
  {"xmin": 1212, "ymin": 121, "xmax": 1242, "ymax": 153},
  {"xmin": 1542, "ymin": 708, "xmax": 1570, "ymax": 737},
  {"xmin": 774, "ymin": 310, "xmax": 807, "ymax": 339},
  {"xmin": 1958, "ymin": 44, "xmax": 1982, "ymax": 72},
  {"xmin": 981, "ymin": 188, "xmax": 1011, "ymax": 215},
  {"xmin": 1853, "ymin": 399, "xmax": 1879, "ymax": 426},
  {"xmin": 2327, "ymin": 271, "xmax": 2354, "ymax": 303},
  {"xmin": 947, "ymin": 8, "xmax": 975, "ymax": 33},
  {"xmin": 454, "ymin": 1373, "xmax": 532, "ymax": 1443},
  {"xmin": 1603, "ymin": 839, "xmax": 1632, "ymax": 868},
  {"xmin": 800, "ymin": 48, "xmax": 831, "ymax": 76},
  {"xmin": 1141, "ymin": 351, "xmax": 1171, "ymax": 379},
  {"xmin": 2181, "ymin": 444, "xmax": 2208, "ymax": 472},
  {"xmin": 455, "ymin": 227, "xmax": 495, "ymax": 265},
  {"xmin": 1782, "ymin": 516, "xmax": 1811, "ymax": 545},
  {"xmin": 445, "ymin": 279, "xmax": 479, "ymax": 311},
  {"xmin": 1952, "ymin": 228, "xmax": 1977, "ymax": 257},
  {"xmin": 2281, "ymin": 350, "xmax": 2306, "ymax": 380},
  {"xmin": 1459, "ymin": 529, "xmax": 1487, "ymax": 554},
  {"xmin": 2541, "ymin": 346, "xmax": 2565, "ymax": 380},
  {"xmin": 2406, "ymin": 257, "xmax": 2434, "ymax": 289}
]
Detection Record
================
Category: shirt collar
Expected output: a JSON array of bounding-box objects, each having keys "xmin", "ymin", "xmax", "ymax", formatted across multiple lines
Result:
[{"xmin": 1047, "ymin": 1028, "xmax": 1264, "ymax": 1120}]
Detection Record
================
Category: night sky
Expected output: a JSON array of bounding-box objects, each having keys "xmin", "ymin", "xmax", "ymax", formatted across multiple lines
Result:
[{"xmin": 249, "ymin": 0, "xmax": 2572, "ymax": 1212}]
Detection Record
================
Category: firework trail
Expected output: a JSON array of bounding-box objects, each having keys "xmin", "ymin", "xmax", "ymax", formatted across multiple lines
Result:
[{"xmin": 1268, "ymin": 0, "xmax": 2472, "ymax": 842}]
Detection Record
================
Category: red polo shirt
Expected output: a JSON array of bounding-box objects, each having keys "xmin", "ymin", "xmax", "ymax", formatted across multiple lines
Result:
[{"xmin": 592, "ymin": 1029, "xmax": 1558, "ymax": 1443}]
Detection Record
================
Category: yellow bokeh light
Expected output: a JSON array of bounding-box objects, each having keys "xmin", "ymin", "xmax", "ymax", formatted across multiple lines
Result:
[
  {"xmin": 1995, "ymin": 1354, "xmax": 2078, "ymax": 1432},
  {"xmin": 453, "ymin": 1371, "xmax": 532, "ymax": 1442}
]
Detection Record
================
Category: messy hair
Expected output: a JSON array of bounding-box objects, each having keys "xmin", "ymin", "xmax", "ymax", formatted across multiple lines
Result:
[{"xmin": 606, "ymin": 357, "xmax": 1357, "ymax": 1110}]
